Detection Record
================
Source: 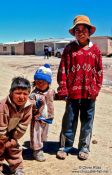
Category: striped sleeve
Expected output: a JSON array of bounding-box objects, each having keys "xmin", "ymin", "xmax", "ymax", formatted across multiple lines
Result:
[{"xmin": 0, "ymin": 103, "xmax": 8, "ymax": 136}]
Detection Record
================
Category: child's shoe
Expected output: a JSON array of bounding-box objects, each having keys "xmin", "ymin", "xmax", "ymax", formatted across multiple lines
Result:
[
  {"xmin": 56, "ymin": 150, "xmax": 67, "ymax": 160},
  {"xmin": 0, "ymin": 164, "xmax": 4, "ymax": 175},
  {"xmin": 14, "ymin": 168, "xmax": 25, "ymax": 175},
  {"xmin": 0, "ymin": 171, "xmax": 4, "ymax": 175},
  {"xmin": 33, "ymin": 150, "xmax": 46, "ymax": 162}
]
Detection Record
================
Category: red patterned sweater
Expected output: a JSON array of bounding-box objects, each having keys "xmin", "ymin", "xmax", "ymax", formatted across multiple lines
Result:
[{"xmin": 57, "ymin": 41, "xmax": 103, "ymax": 99}]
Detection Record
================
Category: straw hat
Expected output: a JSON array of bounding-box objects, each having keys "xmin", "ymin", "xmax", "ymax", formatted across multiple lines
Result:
[{"xmin": 69, "ymin": 15, "xmax": 96, "ymax": 36}]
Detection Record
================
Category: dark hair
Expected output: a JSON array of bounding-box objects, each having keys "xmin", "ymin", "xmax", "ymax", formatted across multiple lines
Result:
[
  {"xmin": 10, "ymin": 76, "xmax": 31, "ymax": 93},
  {"xmin": 74, "ymin": 24, "xmax": 91, "ymax": 35},
  {"xmin": 85, "ymin": 24, "xmax": 91, "ymax": 34}
]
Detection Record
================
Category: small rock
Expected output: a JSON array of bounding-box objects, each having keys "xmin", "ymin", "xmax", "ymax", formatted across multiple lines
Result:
[{"xmin": 92, "ymin": 140, "xmax": 98, "ymax": 144}]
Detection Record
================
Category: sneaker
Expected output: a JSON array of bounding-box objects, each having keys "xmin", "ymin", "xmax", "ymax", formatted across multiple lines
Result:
[
  {"xmin": 0, "ymin": 164, "xmax": 3, "ymax": 175},
  {"xmin": 78, "ymin": 151, "xmax": 89, "ymax": 160},
  {"xmin": 14, "ymin": 168, "xmax": 25, "ymax": 175},
  {"xmin": 56, "ymin": 150, "xmax": 67, "ymax": 160},
  {"xmin": 33, "ymin": 150, "xmax": 46, "ymax": 162}
]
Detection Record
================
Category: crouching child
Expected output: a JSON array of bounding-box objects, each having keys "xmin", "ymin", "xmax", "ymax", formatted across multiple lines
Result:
[{"xmin": 0, "ymin": 77, "xmax": 32, "ymax": 175}]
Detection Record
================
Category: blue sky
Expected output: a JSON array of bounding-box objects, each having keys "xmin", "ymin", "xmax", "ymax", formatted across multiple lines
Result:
[{"xmin": 0, "ymin": 0, "xmax": 112, "ymax": 43}]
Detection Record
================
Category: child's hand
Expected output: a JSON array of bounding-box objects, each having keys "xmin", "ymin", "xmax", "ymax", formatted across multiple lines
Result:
[
  {"xmin": 0, "ymin": 135, "xmax": 9, "ymax": 155},
  {"xmin": 5, "ymin": 139, "xmax": 17, "ymax": 148},
  {"xmin": 33, "ymin": 113, "xmax": 40, "ymax": 121},
  {"xmin": 0, "ymin": 135, "xmax": 8, "ymax": 142},
  {"xmin": 54, "ymin": 93, "xmax": 68, "ymax": 101}
]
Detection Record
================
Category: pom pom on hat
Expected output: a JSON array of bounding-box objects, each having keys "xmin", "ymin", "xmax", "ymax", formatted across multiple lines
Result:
[
  {"xmin": 44, "ymin": 63, "xmax": 50, "ymax": 68},
  {"xmin": 34, "ymin": 64, "xmax": 52, "ymax": 84}
]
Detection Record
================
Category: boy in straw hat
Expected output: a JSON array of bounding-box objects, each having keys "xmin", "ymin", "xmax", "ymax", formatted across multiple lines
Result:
[{"xmin": 56, "ymin": 15, "xmax": 103, "ymax": 160}]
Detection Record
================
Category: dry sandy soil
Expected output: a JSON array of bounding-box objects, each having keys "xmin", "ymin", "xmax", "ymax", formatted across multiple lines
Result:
[{"xmin": 0, "ymin": 55, "xmax": 112, "ymax": 175}]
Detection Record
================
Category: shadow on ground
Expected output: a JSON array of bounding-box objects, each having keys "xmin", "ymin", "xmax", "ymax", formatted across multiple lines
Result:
[
  {"xmin": 22, "ymin": 141, "xmax": 78, "ymax": 160},
  {"xmin": 22, "ymin": 140, "xmax": 59, "ymax": 160},
  {"xmin": 1, "ymin": 142, "xmax": 79, "ymax": 174}
]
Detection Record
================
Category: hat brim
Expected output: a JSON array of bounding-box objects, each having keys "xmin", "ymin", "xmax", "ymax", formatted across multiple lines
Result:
[
  {"xmin": 34, "ymin": 73, "xmax": 52, "ymax": 84},
  {"xmin": 69, "ymin": 23, "xmax": 96, "ymax": 36}
]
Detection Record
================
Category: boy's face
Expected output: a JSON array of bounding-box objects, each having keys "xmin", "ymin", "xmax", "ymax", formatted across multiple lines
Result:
[
  {"xmin": 11, "ymin": 89, "xmax": 30, "ymax": 106},
  {"xmin": 35, "ymin": 80, "xmax": 49, "ymax": 91},
  {"xmin": 74, "ymin": 24, "xmax": 90, "ymax": 44}
]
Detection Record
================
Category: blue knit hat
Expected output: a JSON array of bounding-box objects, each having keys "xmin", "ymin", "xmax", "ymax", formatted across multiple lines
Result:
[{"xmin": 34, "ymin": 64, "xmax": 52, "ymax": 84}]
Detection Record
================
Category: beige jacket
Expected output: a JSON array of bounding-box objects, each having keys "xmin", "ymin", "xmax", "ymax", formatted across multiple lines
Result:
[{"xmin": 30, "ymin": 88, "xmax": 55, "ymax": 119}]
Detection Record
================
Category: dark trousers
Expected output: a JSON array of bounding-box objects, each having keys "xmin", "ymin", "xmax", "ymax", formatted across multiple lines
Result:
[{"xmin": 60, "ymin": 99, "xmax": 95, "ymax": 153}]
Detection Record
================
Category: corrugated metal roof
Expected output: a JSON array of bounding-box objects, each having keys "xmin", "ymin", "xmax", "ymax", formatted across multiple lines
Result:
[
  {"xmin": 4, "ymin": 41, "xmax": 24, "ymax": 44},
  {"xmin": 91, "ymin": 36, "xmax": 112, "ymax": 40},
  {"xmin": 4, "ymin": 40, "xmax": 34, "ymax": 45},
  {"xmin": 35, "ymin": 38, "xmax": 72, "ymax": 43}
]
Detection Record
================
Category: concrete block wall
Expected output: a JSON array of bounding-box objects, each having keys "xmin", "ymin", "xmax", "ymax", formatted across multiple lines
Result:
[
  {"xmin": 15, "ymin": 42, "xmax": 24, "ymax": 55},
  {"xmin": 107, "ymin": 39, "xmax": 112, "ymax": 56},
  {"xmin": 0, "ymin": 44, "xmax": 11, "ymax": 55},
  {"xmin": 35, "ymin": 42, "xmax": 54, "ymax": 55},
  {"xmin": 91, "ymin": 37, "xmax": 108, "ymax": 55}
]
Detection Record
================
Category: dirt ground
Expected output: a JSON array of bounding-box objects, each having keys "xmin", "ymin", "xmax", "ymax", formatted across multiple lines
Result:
[{"xmin": 0, "ymin": 55, "xmax": 112, "ymax": 175}]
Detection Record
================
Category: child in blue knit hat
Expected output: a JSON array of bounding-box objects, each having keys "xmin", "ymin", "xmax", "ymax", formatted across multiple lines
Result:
[{"xmin": 30, "ymin": 64, "xmax": 55, "ymax": 161}]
